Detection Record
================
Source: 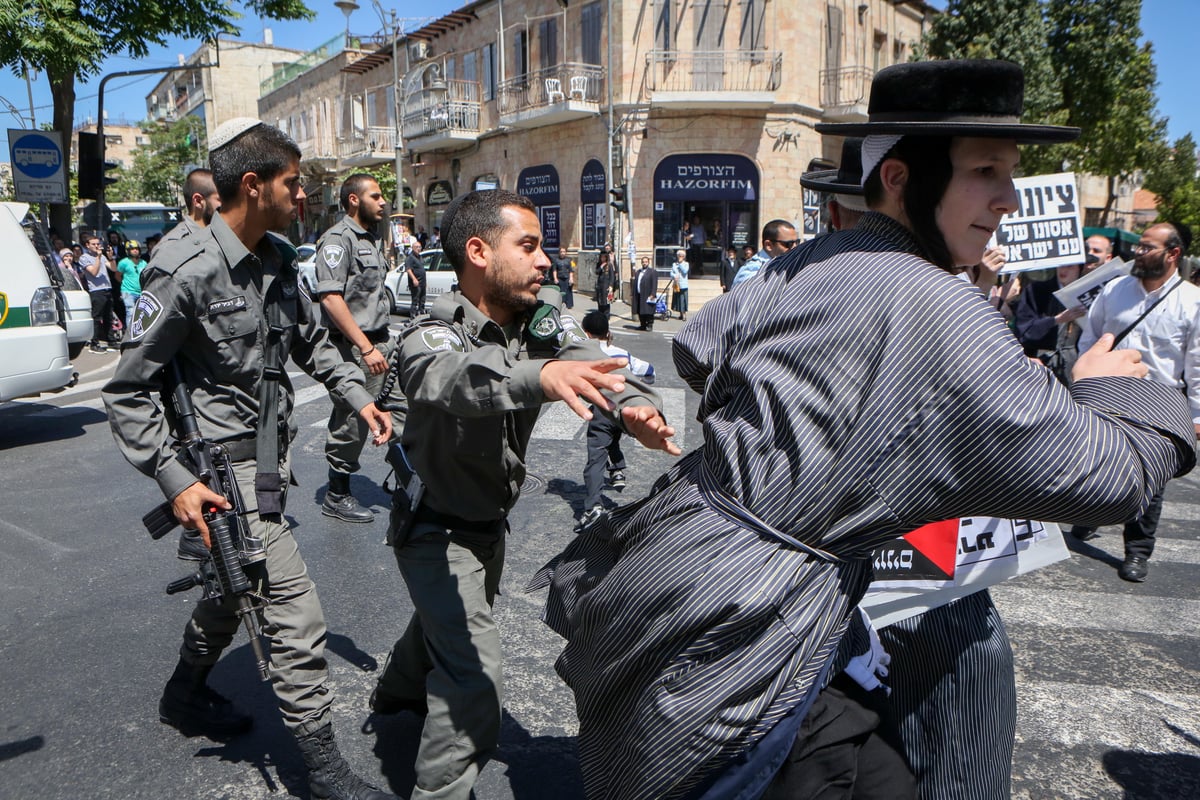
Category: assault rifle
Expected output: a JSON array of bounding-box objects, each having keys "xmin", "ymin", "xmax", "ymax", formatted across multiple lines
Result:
[
  {"xmin": 375, "ymin": 356, "xmax": 424, "ymax": 544},
  {"xmin": 142, "ymin": 361, "xmax": 271, "ymax": 681}
]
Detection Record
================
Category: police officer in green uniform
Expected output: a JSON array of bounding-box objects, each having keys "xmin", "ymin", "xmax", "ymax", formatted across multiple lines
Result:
[
  {"xmin": 368, "ymin": 189, "xmax": 680, "ymax": 800},
  {"xmin": 102, "ymin": 119, "xmax": 398, "ymax": 800},
  {"xmin": 312, "ymin": 173, "xmax": 396, "ymax": 523},
  {"xmin": 155, "ymin": 167, "xmax": 220, "ymax": 256}
]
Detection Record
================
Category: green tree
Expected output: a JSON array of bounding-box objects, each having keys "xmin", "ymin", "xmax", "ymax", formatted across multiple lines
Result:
[
  {"xmin": 1143, "ymin": 134, "xmax": 1200, "ymax": 254},
  {"xmin": 924, "ymin": 0, "xmax": 1070, "ymax": 176},
  {"xmin": 1047, "ymin": 0, "xmax": 1165, "ymax": 225},
  {"xmin": 0, "ymin": 0, "xmax": 313, "ymax": 237},
  {"xmin": 110, "ymin": 118, "xmax": 200, "ymax": 204}
]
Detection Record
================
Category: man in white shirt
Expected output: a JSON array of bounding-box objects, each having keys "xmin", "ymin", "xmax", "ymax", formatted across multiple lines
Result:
[{"xmin": 1071, "ymin": 222, "xmax": 1200, "ymax": 581}]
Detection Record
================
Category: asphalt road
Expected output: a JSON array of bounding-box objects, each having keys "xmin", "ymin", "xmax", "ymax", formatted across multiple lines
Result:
[{"xmin": 1, "ymin": 297, "xmax": 1197, "ymax": 799}]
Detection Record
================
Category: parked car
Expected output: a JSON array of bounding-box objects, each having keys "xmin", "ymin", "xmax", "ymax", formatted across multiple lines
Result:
[
  {"xmin": 383, "ymin": 249, "xmax": 457, "ymax": 315},
  {"xmin": 7, "ymin": 203, "xmax": 91, "ymax": 358},
  {"xmin": 297, "ymin": 243, "xmax": 317, "ymax": 294}
]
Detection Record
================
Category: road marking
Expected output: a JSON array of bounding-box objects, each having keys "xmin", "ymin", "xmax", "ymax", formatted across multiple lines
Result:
[
  {"xmin": 993, "ymin": 586, "xmax": 1200, "ymax": 638},
  {"xmin": 1160, "ymin": 501, "xmax": 1200, "ymax": 521},
  {"xmin": 0, "ymin": 518, "xmax": 74, "ymax": 555},
  {"xmin": 1016, "ymin": 679, "xmax": 1200, "ymax": 752},
  {"xmin": 1065, "ymin": 532, "xmax": 1200, "ymax": 565}
]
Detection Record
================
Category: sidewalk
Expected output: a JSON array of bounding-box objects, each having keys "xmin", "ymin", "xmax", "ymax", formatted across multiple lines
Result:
[{"xmin": 565, "ymin": 292, "xmax": 690, "ymax": 338}]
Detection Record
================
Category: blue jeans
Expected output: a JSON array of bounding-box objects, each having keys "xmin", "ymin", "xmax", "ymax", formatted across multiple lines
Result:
[{"xmin": 122, "ymin": 292, "xmax": 139, "ymax": 334}]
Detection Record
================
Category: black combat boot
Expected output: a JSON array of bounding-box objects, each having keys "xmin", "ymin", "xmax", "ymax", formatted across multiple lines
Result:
[
  {"xmin": 159, "ymin": 658, "xmax": 253, "ymax": 738},
  {"xmin": 295, "ymin": 723, "xmax": 398, "ymax": 800},
  {"xmin": 322, "ymin": 470, "xmax": 374, "ymax": 523}
]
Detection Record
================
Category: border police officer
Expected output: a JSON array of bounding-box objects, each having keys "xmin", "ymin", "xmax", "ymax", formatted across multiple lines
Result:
[
  {"xmin": 313, "ymin": 173, "xmax": 396, "ymax": 523},
  {"xmin": 368, "ymin": 189, "xmax": 678, "ymax": 800},
  {"xmin": 103, "ymin": 119, "xmax": 397, "ymax": 800}
]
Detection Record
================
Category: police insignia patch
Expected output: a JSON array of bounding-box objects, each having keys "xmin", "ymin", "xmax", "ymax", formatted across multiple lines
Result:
[
  {"xmin": 321, "ymin": 245, "xmax": 345, "ymax": 269},
  {"xmin": 420, "ymin": 327, "xmax": 465, "ymax": 352},
  {"xmin": 281, "ymin": 281, "xmax": 298, "ymax": 299},
  {"xmin": 131, "ymin": 292, "xmax": 164, "ymax": 340}
]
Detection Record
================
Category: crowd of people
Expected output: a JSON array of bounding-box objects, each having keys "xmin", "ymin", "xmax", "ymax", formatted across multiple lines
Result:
[{"xmin": 94, "ymin": 56, "xmax": 1197, "ymax": 800}]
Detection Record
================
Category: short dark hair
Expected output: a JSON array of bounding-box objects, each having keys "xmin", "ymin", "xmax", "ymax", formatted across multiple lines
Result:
[
  {"xmin": 761, "ymin": 219, "xmax": 795, "ymax": 243},
  {"xmin": 1161, "ymin": 221, "xmax": 1192, "ymax": 253},
  {"xmin": 582, "ymin": 309, "xmax": 609, "ymax": 338},
  {"xmin": 441, "ymin": 190, "xmax": 536, "ymax": 275},
  {"xmin": 863, "ymin": 136, "xmax": 956, "ymax": 269},
  {"xmin": 210, "ymin": 124, "xmax": 302, "ymax": 203},
  {"xmin": 340, "ymin": 173, "xmax": 378, "ymax": 212},
  {"xmin": 183, "ymin": 169, "xmax": 216, "ymax": 210}
]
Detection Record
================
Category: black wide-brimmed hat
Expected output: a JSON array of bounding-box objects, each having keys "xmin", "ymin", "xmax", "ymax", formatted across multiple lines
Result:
[
  {"xmin": 815, "ymin": 60, "xmax": 1079, "ymax": 144},
  {"xmin": 800, "ymin": 138, "xmax": 864, "ymax": 195}
]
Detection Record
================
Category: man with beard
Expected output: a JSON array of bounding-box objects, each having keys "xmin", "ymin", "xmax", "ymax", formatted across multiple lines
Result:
[
  {"xmin": 313, "ymin": 174, "xmax": 397, "ymax": 523},
  {"xmin": 103, "ymin": 118, "xmax": 397, "ymax": 800},
  {"xmin": 368, "ymin": 189, "xmax": 676, "ymax": 800},
  {"xmin": 1069, "ymin": 222, "xmax": 1200, "ymax": 581},
  {"xmin": 156, "ymin": 168, "xmax": 221, "ymax": 256}
]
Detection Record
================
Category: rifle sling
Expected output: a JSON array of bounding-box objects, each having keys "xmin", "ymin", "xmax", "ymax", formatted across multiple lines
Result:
[{"xmin": 255, "ymin": 279, "xmax": 287, "ymax": 515}]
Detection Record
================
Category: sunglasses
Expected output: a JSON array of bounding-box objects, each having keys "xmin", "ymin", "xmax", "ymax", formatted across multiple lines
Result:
[{"xmin": 769, "ymin": 239, "xmax": 799, "ymax": 250}]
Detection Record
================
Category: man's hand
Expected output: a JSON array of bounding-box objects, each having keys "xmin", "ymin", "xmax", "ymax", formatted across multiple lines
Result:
[
  {"xmin": 358, "ymin": 402, "xmax": 393, "ymax": 445},
  {"xmin": 540, "ymin": 358, "xmax": 629, "ymax": 420},
  {"xmin": 1055, "ymin": 306, "xmax": 1086, "ymax": 325},
  {"xmin": 1073, "ymin": 333, "xmax": 1148, "ymax": 382},
  {"xmin": 363, "ymin": 347, "xmax": 388, "ymax": 375},
  {"xmin": 171, "ymin": 481, "xmax": 231, "ymax": 548},
  {"xmin": 622, "ymin": 405, "xmax": 681, "ymax": 455},
  {"xmin": 969, "ymin": 246, "xmax": 1007, "ymax": 293}
]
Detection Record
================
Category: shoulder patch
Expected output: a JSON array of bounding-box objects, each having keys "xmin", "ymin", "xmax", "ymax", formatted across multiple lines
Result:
[
  {"xmin": 321, "ymin": 244, "xmax": 345, "ymax": 269},
  {"xmin": 419, "ymin": 326, "xmax": 465, "ymax": 353},
  {"xmin": 130, "ymin": 292, "xmax": 164, "ymax": 340}
]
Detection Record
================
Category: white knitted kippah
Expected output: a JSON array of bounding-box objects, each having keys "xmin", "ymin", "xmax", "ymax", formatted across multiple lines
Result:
[
  {"xmin": 209, "ymin": 118, "xmax": 263, "ymax": 152},
  {"xmin": 860, "ymin": 135, "xmax": 904, "ymax": 186}
]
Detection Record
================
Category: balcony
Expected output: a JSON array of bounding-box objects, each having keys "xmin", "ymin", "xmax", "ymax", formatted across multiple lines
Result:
[
  {"xmin": 339, "ymin": 126, "xmax": 398, "ymax": 167},
  {"xmin": 497, "ymin": 63, "xmax": 604, "ymax": 129},
  {"xmin": 402, "ymin": 79, "xmax": 481, "ymax": 153},
  {"xmin": 645, "ymin": 50, "xmax": 782, "ymax": 108},
  {"xmin": 820, "ymin": 66, "xmax": 874, "ymax": 122}
]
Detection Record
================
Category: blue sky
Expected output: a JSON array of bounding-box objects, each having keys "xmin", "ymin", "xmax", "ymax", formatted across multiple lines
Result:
[{"xmin": 2, "ymin": 0, "xmax": 1197, "ymax": 153}]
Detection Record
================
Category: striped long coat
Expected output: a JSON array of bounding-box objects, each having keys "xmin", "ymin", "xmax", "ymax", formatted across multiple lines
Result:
[{"xmin": 535, "ymin": 213, "xmax": 1195, "ymax": 800}]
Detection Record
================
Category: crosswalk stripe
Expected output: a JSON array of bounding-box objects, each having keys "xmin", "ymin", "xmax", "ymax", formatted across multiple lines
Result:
[
  {"xmin": 1064, "ymin": 533, "xmax": 1200, "ymax": 565},
  {"xmin": 1016, "ymin": 679, "xmax": 1200, "ymax": 752},
  {"xmin": 1160, "ymin": 500, "xmax": 1200, "ymax": 521},
  {"xmin": 993, "ymin": 586, "xmax": 1200, "ymax": 638}
]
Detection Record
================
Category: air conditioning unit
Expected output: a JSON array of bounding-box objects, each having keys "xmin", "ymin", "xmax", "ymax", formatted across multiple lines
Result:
[{"xmin": 409, "ymin": 41, "xmax": 430, "ymax": 62}]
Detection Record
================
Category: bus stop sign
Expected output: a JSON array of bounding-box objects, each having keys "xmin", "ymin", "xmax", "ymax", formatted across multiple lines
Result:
[{"xmin": 8, "ymin": 129, "xmax": 68, "ymax": 203}]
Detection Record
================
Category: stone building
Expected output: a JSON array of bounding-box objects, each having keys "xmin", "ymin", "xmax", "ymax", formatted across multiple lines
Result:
[
  {"xmin": 261, "ymin": 0, "xmax": 935, "ymax": 298},
  {"xmin": 145, "ymin": 34, "xmax": 306, "ymax": 153},
  {"xmin": 69, "ymin": 119, "xmax": 145, "ymax": 171}
]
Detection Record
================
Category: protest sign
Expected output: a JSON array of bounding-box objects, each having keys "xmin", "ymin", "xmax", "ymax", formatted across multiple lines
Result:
[
  {"xmin": 1053, "ymin": 257, "xmax": 1131, "ymax": 310},
  {"xmin": 993, "ymin": 172, "xmax": 1085, "ymax": 273},
  {"xmin": 861, "ymin": 517, "xmax": 1070, "ymax": 627}
]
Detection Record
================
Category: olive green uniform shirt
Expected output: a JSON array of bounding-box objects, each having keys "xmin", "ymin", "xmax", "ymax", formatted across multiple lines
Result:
[
  {"xmin": 398, "ymin": 288, "xmax": 663, "ymax": 522},
  {"xmin": 313, "ymin": 215, "xmax": 391, "ymax": 335},
  {"xmin": 103, "ymin": 212, "xmax": 375, "ymax": 501}
]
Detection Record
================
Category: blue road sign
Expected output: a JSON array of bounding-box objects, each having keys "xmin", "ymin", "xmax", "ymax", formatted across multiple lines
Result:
[{"xmin": 8, "ymin": 128, "xmax": 68, "ymax": 203}]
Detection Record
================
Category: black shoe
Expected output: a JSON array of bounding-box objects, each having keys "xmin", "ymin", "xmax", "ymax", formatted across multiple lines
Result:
[
  {"xmin": 159, "ymin": 659, "xmax": 253, "ymax": 738},
  {"xmin": 368, "ymin": 686, "xmax": 428, "ymax": 716},
  {"xmin": 608, "ymin": 470, "xmax": 626, "ymax": 490},
  {"xmin": 1070, "ymin": 525, "xmax": 1100, "ymax": 542},
  {"xmin": 578, "ymin": 505, "xmax": 605, "ymax": 530},
  {"xmin": 88, "ymin": 343, "xmax": 107, "ymax": 354},
  {"xmin": 1119, "ymin": 556, "xmax": 1148, "ymax": 582},
  {"xmin": 322, "ymin": 492, "xmax": 375, "ymax": 523},
  {"xmin": 296, "ymin": 723, "xmax": 399, "ymax": 800},
  {"xmin": 177, "ymin": 529, "xmax": 209, "ymax": 561}
]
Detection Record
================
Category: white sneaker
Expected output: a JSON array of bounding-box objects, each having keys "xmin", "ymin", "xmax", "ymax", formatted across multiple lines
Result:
[{"xmin": 579, "ymin": 505, "xmax": 605, "ymax": 530}]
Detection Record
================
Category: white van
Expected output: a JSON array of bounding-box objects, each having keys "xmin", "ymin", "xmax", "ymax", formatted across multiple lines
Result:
[
  {"xmin": 3, "ymin": 203, "xmax": 91, "ymax": 356},
  {"xmin": 0, "ymin": 203, "xmax": 74, "ymax": 402}
]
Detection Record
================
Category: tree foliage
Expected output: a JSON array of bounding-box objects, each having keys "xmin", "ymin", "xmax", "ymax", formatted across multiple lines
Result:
[
  {"xmin": 924, "ymin": 0, "xmax": 1069, "ymax": 176},
  {"xmin": 1143, "ymin": 135, "xmax": 1200, "ymax": 254},
  {"xmin": 1046, "ymin": 0, "xmax": 1165, "ymax": 224},
  {"xmin": 0, "ymin": 0, "xmax": 313, "ymax": 234},
  {"xmin": 106, "ymin": 118, "xmax": 204, "ymax": 204}
]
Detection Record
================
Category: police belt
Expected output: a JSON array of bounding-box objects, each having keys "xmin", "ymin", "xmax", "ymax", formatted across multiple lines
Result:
[
  {"xmin": 330, "ymin": 327, "xmax": 390, "ymax": 345},
  {"xmin": 414, "ymin": 504, "xmax": 505, "ymax": 536},
  {"xmin": 218, "ymin": 429, "xmax": 291, "ymax": 464}
]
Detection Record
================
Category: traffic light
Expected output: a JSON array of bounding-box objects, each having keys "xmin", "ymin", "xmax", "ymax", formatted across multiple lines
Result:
[
  {"xmin": 609, "ymin": 183, "xmax": 628, "ymax": 214},
  {"xmin": 77, "ymin": 131, "xmax": 120, "ymax": 200}
]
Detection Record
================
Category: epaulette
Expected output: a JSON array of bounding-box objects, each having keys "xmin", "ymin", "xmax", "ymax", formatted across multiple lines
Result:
[{"xmin": 147, "ymin": 235, "xmax": 206, "ymax": 276}]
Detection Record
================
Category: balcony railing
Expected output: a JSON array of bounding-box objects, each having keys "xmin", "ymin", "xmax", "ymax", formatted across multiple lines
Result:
[
  {"xmin": 645, "ymin": 50, "xmax": 782, "ymax": 93},
  {"xmin": 819, "ymin": 66, "xmax": 874, "ymax": 109},
  {"xmin": 402, "ymin": 79, "xmax": 480, "ymax": 141},
  {"xmin": 497, "ymin": 63, "xmax": 605, "ymax": 116},
  {"xmin": 339, "ymin": 126, "xmax": 398, "ymax": 161},
  {"xmin": 261, "ymin": 33, "xmax": 351, "ymax": 96}
]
